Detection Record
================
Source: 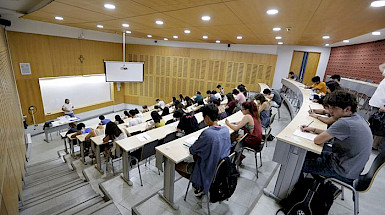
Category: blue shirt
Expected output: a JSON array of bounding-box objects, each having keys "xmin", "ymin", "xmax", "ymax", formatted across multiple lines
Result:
[
  {"xmin": 189, "ymin": 126, "xmax": 231, "ymax": 195},
  {"xmin": 100, "ymin": 119, "xmax": 111, "ymax": 125}
]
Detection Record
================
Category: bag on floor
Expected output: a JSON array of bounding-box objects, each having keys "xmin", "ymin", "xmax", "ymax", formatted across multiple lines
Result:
[
  {"xmin": 368, "ymin": 111, "xmax": 385, "ymax": 136},
  {"xmin": 276, "ymin": 178, "xmax": 334, "ymax": 215}
]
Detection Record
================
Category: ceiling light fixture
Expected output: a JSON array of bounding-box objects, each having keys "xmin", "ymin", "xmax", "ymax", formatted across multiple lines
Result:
[
  {"xmin": 201, "ymin": 16, "xmax": 211, "ymax": 21},
  {"xmin": 275, "ymin": 36, "xmax": 282, "ymax": 39},
  {"xmin": 237, "ymin": 36, "xmax": 243, "ymax": 40},
  {"xmin": 325, "ymin": 44, "xmax": 330, "ymax": 46},
  {"xmin": 322, "ymin": 35, "xmax": 330, "ymax": 39},
  {"xmin": 343, "ymin": 40, "xmax": 349, "ymax": 43},
  {"xmin": 202, "ymin": 35, "xmax": 208, "ymax": 39},
  {"xmin": 104, "ymin": 3, "xmax": 116, "ymax": 9},
  {"xmin": 147, "ymin": 35, "xmax": 152, "ymax": 38},
  {"xmin": 125, "ymin": 30, "xmax": 131, "ymax": 34},
  {"xmin": 216, "ymin": 40, "xmax": 220, "ymax": 43},
  {"xmin": 55, "ymin": 16, "xmax": 64, "ymax": 20},
  {"xmin": 371, "ymin": 0, "xmax": 385, "ymax": 7},
  {"xmin": 273, "ymin": 27, "xmax": 281, "ymax": 31},
  {"xmin": 372, "ymin": 31, "xmax": 381, "ymax": 35},
  {"xmin": 266, "ymin": 9, "xmax": 279, "ymax": 15},
  {"xmin": 97, "ymin": 25, "xmax": 104, "ymax": 28},
  {"xmin": 184, "ymin": 29, "xmax": 191, "ymax": 34},
  {"xmin": 278, "ymin": 42, "xmax": 283, "ymax": 45},
  {"xmin": 173, "ymin": 35, "xmax": 178, "ymax": 39},
  {"xmin": 122, "ymin": 23, "xmax": 129, "ymax": 27},
  {"xmin": 155, "ymin": 20, "xmax": 164, "ymax": 25}
]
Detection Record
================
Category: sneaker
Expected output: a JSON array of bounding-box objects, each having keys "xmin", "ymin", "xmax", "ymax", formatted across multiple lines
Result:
[{"xmin": 194, "ymin": 188, "xmax": 204, "ymax": 198}]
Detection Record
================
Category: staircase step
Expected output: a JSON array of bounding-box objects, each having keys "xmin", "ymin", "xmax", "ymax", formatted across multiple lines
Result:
[
  {"xmin": 26, "ymin": 161, "xmax": 67, "ymax": 177},
  {"xmin": 24, "ymin": 170, "xmax": 76, "ymax": 188},
  {"xmin": 25, "ymin": 164, "xmax": 71, "ymax": 183},
  {"xmin": 26, "ymin": 157, "xmax": 62, "ymax": 169},
  {"xmin": 91, "ymin": 201, "xmax": 121, "ymax": 215},
  {"xmin": 51, "ymin": 194, "xmax": 102, "ymax": 215},
  {"xmin": 20, "ymin": 183, "xmax": 96, "ymax": 215},
  {"xmin": 72, "ymin": 199, "xmax": 108, "ymax": 215}
]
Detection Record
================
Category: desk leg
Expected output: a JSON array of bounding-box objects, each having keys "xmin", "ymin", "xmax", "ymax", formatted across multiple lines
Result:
[
  {"xmin": 158, "ymin": 157, "xmax": 179, "ymax": 210},
  {"xmin": 44, "ymin": 130, "xmax": 50, "ymax": 143},
  {"xmin": 70, "ymin": 139, "xmax": 75, "ymax": 158},
  {"xmin": 120, "ymin": 152, "xmax": 133, "ymax": 186},
  {"xmin": 63, "ymin": 138, "xmax": 69, "ymax": 154},
  {"xmin": 80, "ymin": 141, "xmax": 86, "ymax": 165},
  {"xmin": 94, "ymin": 144, "xmax": 104, "ymax": 174}
]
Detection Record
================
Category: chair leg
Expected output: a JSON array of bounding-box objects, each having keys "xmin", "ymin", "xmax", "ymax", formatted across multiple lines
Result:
[
  {"xmin": 259, "ymin": 151, "xmax": 262, "ymax": 167},
  {"xmin": 277, "ymin": 107, "xmax": 281, "ymax": 120},
  {"xmin": 207, "ymin": 196, "xmax": 210, "ymax": 215},
  {"xmin": 341, "ymin": 186, "xmax": 345, "ymax": 200},
  {"xmin": 138, "ymin": 162, "xmax": 143, "ymax": 186},
  {"xmin": 184, "ymin": 180, "xmax": 191, "ymax": 201},
  {"xmin": 112, "ymin": 159, "xmax": 115, "ymax": 175},
  {"xmin": 255, "ymin": 151, "xmax": 258, "ymax": 178},
  {"xmin": 352, "ymin": 189, "xmax": 358, "ymax": 215}
]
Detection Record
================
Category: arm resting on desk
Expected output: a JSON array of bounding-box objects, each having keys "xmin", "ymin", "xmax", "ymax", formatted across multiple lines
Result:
[{"xmin": 300, "ymin": 125, "xmax": 332, "ymax": 146}]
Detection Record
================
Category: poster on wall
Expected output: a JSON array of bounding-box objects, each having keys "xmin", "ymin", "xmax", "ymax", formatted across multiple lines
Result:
[{"xmin": 19, "ymin": 63, "xmax": 32, "ymax": 75}]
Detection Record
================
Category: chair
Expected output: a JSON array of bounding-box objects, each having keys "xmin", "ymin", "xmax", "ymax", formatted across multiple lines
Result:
[
  {"xmin": 262, "ymin": 113, "xmax": 277, "ymax": 147},
  {"xmin": 271, "ymin": 95, "xmax": 283, "ymax": 120},
  {"xmin": 163, "ymin": 131, "xmax": 178, "ymax": 144},
  {"xmin": 131, "ymin": 130, "xmax": 142, "ymax": 136},
  {"xmin": 135, "ymin": 139, "xmax": 159, "ymax": 186},
  {"xmin": 198, "ymin": 121, "xmax": 207, "ymax": 129},
  {"xmin": 325, "ymin": 150, "xmax": 385, "ymax": 215}
]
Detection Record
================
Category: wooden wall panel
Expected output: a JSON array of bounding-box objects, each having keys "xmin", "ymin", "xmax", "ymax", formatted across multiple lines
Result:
[{"xmin": 0, "ymin": 27, "xmax": 26, "ymax": 215}]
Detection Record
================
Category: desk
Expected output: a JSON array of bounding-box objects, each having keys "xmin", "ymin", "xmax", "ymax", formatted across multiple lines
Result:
[
  {"xmin": 263, "ymin": 78, "xmax": 325, "ymax": 200},
  {"xmin": 44, "ymin": 117, "xmax": 80, "ymax": 143},
  {"xmin": 155, "ymin": 111, "xmax": 243, "ymax": 209},
  {"xmin": 326, "ymin": 76, "xmax": 378, "ymax": 97},
  {"xmin": 258, "ymin": 83, "xmax": 270, "ymax": 92},
  {"xmin": 66, "ymin": 133, "xmax": 77, "ymax": 158}
]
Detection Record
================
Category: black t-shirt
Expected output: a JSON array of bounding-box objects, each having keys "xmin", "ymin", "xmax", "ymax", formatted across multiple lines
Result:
[{"xmin": 177, "ymin": 113, "xmax": 199, "ymax": 135}]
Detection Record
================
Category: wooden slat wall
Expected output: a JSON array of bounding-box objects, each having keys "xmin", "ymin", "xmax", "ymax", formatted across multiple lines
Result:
[
  {"xmin": 124, "ymin": 45, "xmax": 277, "ymax": 105},
  {"xmin": 7, "ymin": 32, "xmax": 124, "ymax": 124},
  {"xmin": 0, "ymin": 27, "xmax": 26, "ymax": 215}
]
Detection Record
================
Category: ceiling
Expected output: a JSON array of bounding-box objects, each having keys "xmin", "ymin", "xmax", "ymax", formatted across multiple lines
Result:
[{"xmin": 4, "ymin": 0, "xmax": 385, "ymax": 45}]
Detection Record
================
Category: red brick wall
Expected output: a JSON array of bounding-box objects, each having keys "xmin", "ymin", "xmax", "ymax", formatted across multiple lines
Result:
[{"xmin": 325, "ymin": 39, "xmax": 385, "ymax": 84}]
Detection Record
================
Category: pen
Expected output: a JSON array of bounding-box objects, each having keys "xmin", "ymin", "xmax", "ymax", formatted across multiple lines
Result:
[
  {"xmin": 307, "ymin": 121, "xmax": 314, "ymax": 127},
  {"xmin": 309, "ymin": 105, "xmax": 312, "ymax": 111}
]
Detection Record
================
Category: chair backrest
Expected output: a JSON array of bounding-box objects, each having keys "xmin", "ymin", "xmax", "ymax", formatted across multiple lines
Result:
[
  {"xmin": 269, "ymin": 113, "xmax": 277, "ymax": 127},
  {"xmin": 131, "ymin": 130, "xmax": 142, "ymax": 136},
  {"xmin": 198, "ymin": 121, "xmax": 207, "ymax": 129},
  {"xmin": 163, "ymin": 131, "xmax": 178, "ymax": 144},
  {"xmin": 141, "ymin": 139, "xmax": 159, "ymax": 161},
  {"xmin": 355, "ymin": 150, "xmax": 385, "ymax": 192}
]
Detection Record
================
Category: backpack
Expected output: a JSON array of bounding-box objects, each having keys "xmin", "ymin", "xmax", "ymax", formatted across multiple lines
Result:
[
  {"xmin": 368, "ymin": 112, "xmax": 385, "ymax": 136},
  {"xmin": 209, "ymin": 157, "xmax": 240, "ymax": 203},
  {"xmin": 276, "ymin": 178, "xmax": 334, "ymax": 215}
]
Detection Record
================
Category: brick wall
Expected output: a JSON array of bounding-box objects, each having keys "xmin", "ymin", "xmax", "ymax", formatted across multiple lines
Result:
[{"xmin": 325, "ymin": 39, "xmax": 385, "ymax": 84}]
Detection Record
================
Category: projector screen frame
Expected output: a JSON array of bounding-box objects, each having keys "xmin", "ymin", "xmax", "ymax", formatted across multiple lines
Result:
[{"xmin": 104, "ymin": 61, "xmax": 144, "ymax": 83}]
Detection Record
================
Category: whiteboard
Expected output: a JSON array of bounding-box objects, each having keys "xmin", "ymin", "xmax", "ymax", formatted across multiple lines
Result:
[
  {"xmin": 39, "ymin": 74, "xmax": 111, "ymax": 115},
  {"xmin": 104, "ymin": 61, "xmax": 144, "ymax": 82}
]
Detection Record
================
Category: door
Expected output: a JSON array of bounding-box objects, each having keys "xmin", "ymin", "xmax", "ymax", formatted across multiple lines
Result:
[{"xmin": 289, "ymin": 51, "xmax": 320, "ymax": 85}]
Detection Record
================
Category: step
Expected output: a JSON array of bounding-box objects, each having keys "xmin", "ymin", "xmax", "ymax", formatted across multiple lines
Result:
[
  {"xmin": 72, "ymin": 199, "xmax": 108, "ymax": 215},
  {"xmin": 26, "ymin": 157, "xmax": 62, "ymax": 169},
  {"xmin": 91, "ymin": 201, "xmax": 121, "ymax": 215},
  {"xmin": 51, "ymin": 194, "xmax": 102, "ymax": 215},
  {"xmin": 26, "ymin": 161, "xmax": 68, "ymax": 177},
  {"xmin": 25, "ymin": 164, "xmax": 71, "ymax": 183},
  {"xmin": 24, "ymin": 170, "xmax": 77, "ymax": 188},
  {"xmin": 23, "ymin": 178, "xmax": 84, "ymax": 202}
]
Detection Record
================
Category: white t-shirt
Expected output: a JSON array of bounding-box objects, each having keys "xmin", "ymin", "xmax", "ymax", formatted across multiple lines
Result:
[
  {"xmin": 136, "ymin": 111, "xmax": 144, "ymax": 118},
  {"xmin": 158, "ymin": 101, "xmax": 166, "ymax": 109},
  {"xmin": 62, "ymin": 103, "xmax": 74, "ymax": 114},
  {"xmin": 215, "ymin": 93, "xmax": 221, "ymax": 100},
  {"xmin": 129, "ymin": 118, "xmax": 142, "ymax": 127},
  {"xmin": 369, "ymin": 78, "xmax": 385, "ymax": 108}
]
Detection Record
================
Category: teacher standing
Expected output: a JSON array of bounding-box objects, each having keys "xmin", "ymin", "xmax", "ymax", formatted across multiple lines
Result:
[{"xmin": 62, "ymin": 99, "xmax": 75, "ymax": 117}]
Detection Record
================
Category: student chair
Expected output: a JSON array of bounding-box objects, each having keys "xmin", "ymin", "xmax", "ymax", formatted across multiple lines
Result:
[
  {"xmin": 134, "ymin": 139, "xmax": 159, "ymax": 186},
  {"xmin": 162, "ymin": 131, "xmax": 178, "ymax": 145},
  {"xmin": 131, "ymin": 130, "xmax": 142, "ymax": 136},
  {"xmin": 198, "ymin": 121, "xmax": 207, "ymax": 129},
  {"xmin": 325, "ymin": 150, "xmax": 385, "ymax": 215},
  {"xmin": 271, "ymin": 95, "xmax": 283, "ymax": 120},
  {"xmin": 262, "ymin": 113, "xmax": 277, "ymax": 147}
]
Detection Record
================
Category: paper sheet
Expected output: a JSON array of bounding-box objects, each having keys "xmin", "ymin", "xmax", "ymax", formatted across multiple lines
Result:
[
  {"xmin": 309, "ymin": 113, "xmax": 329, "ymax": 119},
  {"xmin": 293, "ymin": 129, "xmax": 318, "ymax": 141},
  {"xmin": 136, "ymin": 133, "xmax": 152, "ymax": 142},
  {"xmin": 183, "ymin": 136, "xmax": 198, "ymax": 147}
]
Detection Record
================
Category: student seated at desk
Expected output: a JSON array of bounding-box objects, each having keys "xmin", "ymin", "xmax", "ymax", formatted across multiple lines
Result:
[
  {"xmin": 307, "ymin": 76, "xmax": 327, "ymax": 94},
  {"xmin": 330, "ymin": 74, "xmax": 341, "ymax": 85},
  {"xmin": 114, "ymin": 115, "xmax": 124, "ymax": 125},
  {"xmin": 85, "ymin": 125, "xmax": 105, "ymax": 158},
  {"xmin": 233, "ymin": 89, "xmax": 246, "ymax": 105},
  {"xmin": 142, "ymin": 105, "xmax": 149, "ymax": 113},
  {"xmin": 212, "ymin": 90, "xmax": 221, "ymax": 101},
  {"xmin": 128, "ymin": 109, "xmax": 143, "ymax": 126},
  {"xmin": 308, "ymin": 106, "xmax": 337, "ymax": 126},
  {"xmin": 173, "ymin": 109, "xmax": 199, "ymax": 136},
  {"xmin": 312, "ymin": 81, "xmax": 341, "ymax": 104},
  {"xmin": 217, "ymin": 84, "xmax": 225, "ymax": 97},
  {"xmin": 70, "ymin": 123, "xmax": 91, "ymax": 138},
  {"xmin": 65, "ymin": 122, "xmax": 78, "ymax": 135},
  {"xmin": 300, "ymin": 90, "xmax": 372, "ymax": 184},
  {"xmin": 212, "ymin": 99, "xmax": 227, "ymax": 120},
  {"xmin": 263, "ymin": 88, "xmax": 282, "ymax": 107},
  {"xmin": 255, "ymin": 93, "xmax": 271, "ymax": 127},
  {"xmin": 225, "ymin": 93, "xmax": 237, "ymax": 116},
  {"xmin": 225, "ymin": 101, "xmax": 262, "ymax": 164},
  {"xmin": 103, "ymin": 121, "xmax": 130, "ymax": 157},
  {"xmin": 175, "ymin": 104, "xmax": 231, "ymax": 197},
  {"xmin": 99, "ymin": 115, "xmax": 111, "ymax": 125},
  {"xmin": 194, "ymin": 91, "xmax": 203, "ymax": 104},
  {"xmin": 123, "ymin": 110, "xmax": 130, "ymax": 119},
  {"xmin": 288, "ymin": 71, "xmax": 300, "ymax": 81},
  {"xmin": 156, "ymin": 99, "xmax": 166, "ymax": 109},
  {"xmin": 185, "ymin": 96, "xmax": 194, "ymax": 108},
  {"xmin": 146, "ymin": 111, "xmax": 165, "ymax": 130}
]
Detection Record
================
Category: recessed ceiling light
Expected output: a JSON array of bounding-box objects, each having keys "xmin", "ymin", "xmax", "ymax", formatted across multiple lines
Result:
[
  {"xmin": 216, "ymin": 40, "xmax": 220, "ymax": 43},
  {"xmin": 322, "ymin": 35, "xmax": 330, "ymax": 39},
  {"xmin": 184, "ymin": 29, "xmax": 191, "ymax": 34},
  {"xmin": 202, "ymin": 35, "xmax": 208, "ymax": 39},
  {"xmin": 55, "ymin": 16, "xmax": 63, "ymax": 20},
  {"xmin": 371, "ymin": 0, "xmax": 385, "ymax": 7},
  {"xmin": 278, "ymin": 42, "xmax": 283, "ymax": 45},
  {"xmin": 147, "ymin": 35, "xmax": 152, "ymax": 38},
  {"xmin": 125, "ymin": 30, "xmax": 131, "ymax": 34},
  {"xmin": 122, "ymin": 23, "xmax": 129, "ymax": 27},
  {"xmin": 201, "ymin": 16, "xmax": 211, "ymax": 21},
  {"xmin": 237, "ymin": 36, "xmax": 243, "ymax": 40},
  {"xmin": 266, "ymin": 9, "xmax": 279, "ymax": 15},
  {"xmin": 343, "ymin": 40, "xmax": 349, "ymax": 43},
  {"xmin": 273, "ymin": 27, "xmax": 281, "ymax": 31},
  {"xmin": 155, "ymin": 20, "xmax": 164, "ymax": 25},
  {"xmin": 372, "ymin": 31, "xmax": 381, "ymax": 35},
  {"xmin": 164, "ymin": 38, "xmax": 168, "ymax": 41},
  {"xmin": 173, "ymin": 35, "xmax": 178, "ymax": 39},
  {"xmin": 325, "ymin": 44, "xmax": 330, "ymax": 46},
  {"xmin": 104, "ymin": 3, "xmax": 115, "ymax": 9},
  {"xmin": 275, "ymin": 36, "xmax": 282, "ymax": 39},
  {"xmin": 97, "ymin": 25, "xmax": 104, "ymax": 28}
]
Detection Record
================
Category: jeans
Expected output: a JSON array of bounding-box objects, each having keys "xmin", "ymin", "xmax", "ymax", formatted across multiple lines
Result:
[
  {"xmin": 65, "ymin": 113, "xmax": 75, "ymax": 117},
  {"xmin": 302, "ymin": 151, "xmax": 354, "ymax": 184}
]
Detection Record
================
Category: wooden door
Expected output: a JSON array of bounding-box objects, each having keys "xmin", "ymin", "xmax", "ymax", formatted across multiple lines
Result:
[
  {"xmin": 289, "ymin": 51, "xmax": 304, "ymax": 78},
  {"xmin": 302, "ymin": 52, "xmax": 320, "ymax": 85}
]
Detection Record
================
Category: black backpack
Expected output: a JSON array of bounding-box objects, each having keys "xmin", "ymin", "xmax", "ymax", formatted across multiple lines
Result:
[
  {"xmin": 209, "ymin": 157, "xmax": 239, "ymax": 203},
  {"xmin": 277, "ymin": 178, "xmax": 334, "ymax": 215}
]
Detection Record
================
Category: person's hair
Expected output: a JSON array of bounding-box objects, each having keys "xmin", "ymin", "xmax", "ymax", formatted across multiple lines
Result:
[
  {"xmin": 156, "ymin": 99, "xmax": 160, "ymax": 102},
  {"xmin": 289, "ymin": 71, "xmax": 294, "ymax": 75},
  {"xmin": 172, "ymin": 97, "xmax": 177, "ymax": 102},
  {"xmin": 211, "ymin": 90, "xmax": 217, "ymax": 94},
  {"xmin": 263, "ymin": 89, "xmax": 271, "ymax": 95},
  {"xmin": 129, "ymin": 109, "xmax": 136, "ymax": 117},
  {"xmin": 239, "ymin": 86, "xmax": 246, "ymax": 92},
  {"xmin": 134, "ymin": 109, "xmax": 140, "ymax": 114},
  {"xmin": 217, "ymin": 84, "xmax": 222, "ymax": 88},
  {"xmin": 142, "ymin": 105, "xmax": 148, "ymax": 109},
  {"xmin": 179, "ymin": 94, "xmax": 184, "ymax": 100},
  {"xmin": 175, "ymin": 102, "xmax": 184, "ymax": 110},
  {"xmin": 173, "ymin": 109, "xmax": 185, "ymax": 119},
  {"xmin": 206, "ymin": 90, "xmax": 211, "ymax": 94},
  {"xmin": 323, "ymin": 90, "xmax": 357, "ymax": 113},
  {"xmin": 105, "ymin": 121, "xmax": 122, "ymax": 139},
  {"xmin": 115, "ymin": 115, "xmax": 124, "ymax": 124},
  {"xmin": 151, "ymin": 111, "xmax": 163, "ymax": 123},
  {"xmin": 99, "ymin": 115, "xmax": 105, "ymax": 120},
  {"xmin": 162, "ymin": 107, "xmax": 170, "ymax": 116},
  {"xmin": 255, "ymin": 93, "xmax": 268, "ymax": 104},
  {"xmin": 124, "ymin": 110, "xmax": 129, "ymax": 117},
  {"xmin": 326, "ymin": 81, "xmax": 341, "ymax": 92},
  {"xmin": 237, "ymin": 84, "xmax": 245, "ymax": 89},
  {"xmin": 226, "ymin": 93, "xmax": 235, "ymax": 102},
  {"xmin": 202, "ymin": 104, "xmax": 219, "ymax": 122},
  {"xmin": 69, "ymin": 122, "xmax": 76, "ymax": 128},
  {"xmin": 154, "ymin": 105, "xmax": 162, "ymax": 110},
  {"xmin": 65, "ymin": 99, "xmax": 69, "ymax": 103},
  {"xmin": 212, "ymin": 99, "xmax": 220, "ymax": 106},
  {"xmin": 242, "ymin": 101, "xmax": 260, "ymax": 120},
  {"xmin": 196, "ymin": 91, "xmax": 201, "ymax": 95},
  {"xmin": 311, "ymin": 76, "xmax": 321, "ymax": 83},
  {"xmin": 197, "ymin": 99, "xmax": 204, "ymax": 106},
  {"xmin": 77, "ymin": 123, "xmax": 85, "ymax": 131},
  {"xmin": 232, "ymin": 89, "xmax": 239, "ymax": 95},
  {"xmin": 330, "ymin": 74, "xmax": 341, "ymax": 82}
]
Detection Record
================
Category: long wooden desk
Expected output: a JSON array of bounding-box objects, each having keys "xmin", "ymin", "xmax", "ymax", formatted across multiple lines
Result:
[
  {"xmin": 155, "ymin": 110, "xmax": 243, "ymax": 209},
  {"xmin": 263, "ymin": 78, "xmax": 325, "ymax": 200},
  {"xmin": 44, "ymin": 116, "xmax": 80, "ymax": 143},
  {"xmin": 326, "ymin": 75, "xmax": 378, "ymax": 97}
]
